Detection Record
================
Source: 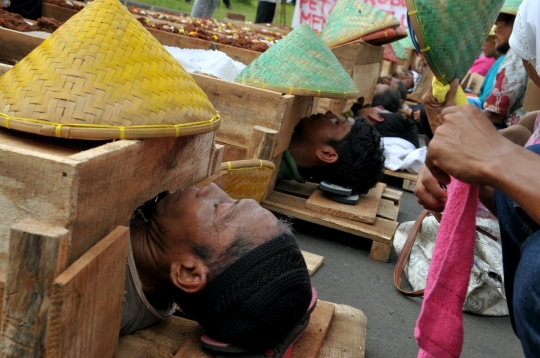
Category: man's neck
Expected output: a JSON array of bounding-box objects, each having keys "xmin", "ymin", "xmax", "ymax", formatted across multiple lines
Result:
[
  {"xmin": 288, "ymin": 135, "xmax": 322, "ymax": 169},
  {"xmin": 130, "ymin": 219, "xmax": 174, "ymax": 302}
]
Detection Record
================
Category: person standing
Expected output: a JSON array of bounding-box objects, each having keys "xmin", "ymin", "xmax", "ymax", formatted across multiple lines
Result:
[
  {"xmin": 255, "ymin": 0, "xmax": 276, "ymax": 23},
  {"xmin": 3, "ymin": 0, "xmax": 42, "ymax": 20}
]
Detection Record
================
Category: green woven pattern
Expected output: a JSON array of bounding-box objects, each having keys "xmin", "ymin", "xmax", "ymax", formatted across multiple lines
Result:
[
  {"xmin": 407, "ymin": 0, "xmax": 505, "ymax": 84},
  {"xmin": 392, "ymin": 37, "xmax": 412, "ymax": 60},
  {"xmin": 321, "ymin": 0, "xmax": 399, "ymax": 48},
  {"xmin": 235, "ymin": 24, "xmax": 358, "ymax": 99},
  {"xmin": 501, "ymin": 0, "xmax": 522, "ymax": 15}
]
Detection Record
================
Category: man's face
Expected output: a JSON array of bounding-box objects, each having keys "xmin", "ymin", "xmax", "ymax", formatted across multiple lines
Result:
[
  {"xmin": 495, "ymin": 14, "xmax": 514, "ymax": 53},
  {"xmin": 154, "ymin": 183, "xmax": 279, "ymax": 256},
  {"xmin": 482, "ymin": 38, "xmax": 496, "ymax": 58},
  {"xmin": 397, "ymin": 72, "xmax": 414, "ymax": 89},
  {"xmin": 300, "ymin": 111, "xmax": 354, "ymax": 145}
]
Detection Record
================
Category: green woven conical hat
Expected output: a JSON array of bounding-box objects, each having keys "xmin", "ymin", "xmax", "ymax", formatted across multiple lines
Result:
[
  {"xmin": 501, "ymin": 0, "xmax": 523, "ymax": 15},
  {"xmin": 235, "ymin": 24, "xmax": 358, "ymax": 99},
  {"xmin": 321, "ymin": 0, "xmax": 400, "ymax": 48},
  {"xmin": 406, "ymin": 0, "xmax": 505, "ymax": 84},
  {"xmin": 0, "ymin": 0, "xmax": 219, "ymax": 140}
]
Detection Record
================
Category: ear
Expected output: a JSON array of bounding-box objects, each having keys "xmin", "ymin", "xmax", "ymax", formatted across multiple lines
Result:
[
  {"xmin": 170, "ymin": 259, "xmax": 209, "ymax": 293},
  {"xmin": 315, "ymin": 145, "xmax": 338, "ymax": 164},
  {"xmin": 367, "ymin": 113, "xmax": 384, "ymax": 124}
]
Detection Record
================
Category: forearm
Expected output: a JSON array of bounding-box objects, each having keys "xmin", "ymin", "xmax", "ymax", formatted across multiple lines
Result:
[{"xmin": 485, "ymin": 144, "xmax": 540, "ymax": 224}]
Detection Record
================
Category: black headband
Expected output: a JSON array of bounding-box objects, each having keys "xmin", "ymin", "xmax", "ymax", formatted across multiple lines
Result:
[{"xmin": 174, "ymin": 233, "xmax": 312, "ymax": 351}]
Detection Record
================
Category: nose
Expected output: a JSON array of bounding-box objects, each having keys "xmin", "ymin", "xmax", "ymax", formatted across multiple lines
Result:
[{"xmin": 196, "ymin": 182, "xmax": 220, "ymax": 198}]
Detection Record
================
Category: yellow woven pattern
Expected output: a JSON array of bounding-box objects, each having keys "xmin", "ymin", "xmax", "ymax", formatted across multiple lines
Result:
[
  {"xmin": 223, "ymin": 165, "xmax": 275, "ymax": 204},
  {"xmin": 0, "ymin": 0, "xmax": 218, "ymax": 139}
]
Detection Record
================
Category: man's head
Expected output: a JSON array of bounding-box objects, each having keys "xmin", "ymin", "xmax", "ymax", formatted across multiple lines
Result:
[
  {"xmin": 396, "ymin": 70, "xmax": 420, "ymax": 92},
  {"xmin": 289, "ymin": 111, "xmax": 385, "ymax": 193},
  {"xmin": 379, "ymin": 77, "xmax": 407, "ymax": 104},
  {"xmin": 144, "ymin": 184, "xmax": 312, "ymax": 349},
  {"xmin": 372, "ymin": 84, "xmax": 402, "ymax": 112},
  {"xmin": 495, "ymin": 13, "xmax": 515, "ymax": 54}
]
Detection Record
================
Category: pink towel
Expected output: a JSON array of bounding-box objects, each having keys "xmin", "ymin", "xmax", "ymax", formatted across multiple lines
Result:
[{"xmin": 415, "ymin": 179, "xmax": 479, "ymax": 358}]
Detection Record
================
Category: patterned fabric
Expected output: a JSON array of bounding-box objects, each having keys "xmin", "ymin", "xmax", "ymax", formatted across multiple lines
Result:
[
  {"xmin": 394, "ymin": 215, "xmax": 509, "ymax": 316},
  {"xmin": 524, "ymin": 112, "xmax": 540, "ymax": 147},
  {"xmin": 484, "ymin": 49, "xmax": 528, "ymax": 126}
]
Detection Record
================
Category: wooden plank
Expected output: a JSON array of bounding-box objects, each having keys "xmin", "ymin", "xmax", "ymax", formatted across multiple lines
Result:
[
  {"xmin": 207, "ymin": 143, "xmax": 225, "ymax": 177},
  {"xmin": 402, "ymin": 179, "xmax": 417, "ymax": 192},
  {"xmin": 117, "ymin": 315, "xmax": 200, "ymax": 358},
  {"xmin": 369, "ymin": 241, "xmax": 392, "ymax": 263},
  {"xmin": 384, "ymin": 169, "xmax": 418, "ymax": 181},
  {"xmin": 318, "ymin": 303, "xmax": 367, "ymax": 358},
  {"xmin": 305, "ymin": 183, "xmax": 386, "ymax": 225},
  {"xmin": 192, "ymin": 73, "xmax": 289, "ymax": 149},
  {"xmin": 275, "ymin": 180, "xmax": 319, "ymax": 198},
  {"xmin": 194, "ymin": 170, "xmax": 227, "ymax": 190},
  {"xmin": 291, "ymin": 301, "xmax": 335, "ymax": 358},
  {"xmin": 246, "ymin": 126, "xmax": 278, "ymax": 161},
  {"xmin": 42, "ymin": 2, "xmax": 78, "ymax": 22},
  {"xmin": 264, "ymin": 152, "xmax": 283, "ymax": 201},
  {"xmin": 262, "ymin": 191, "xmax": 397, "ymax": 244},
  {"xmin": 301, "ymin": 251, "xmax": 324, "ymax": 276},
  {"xmin": 381, "ymin": 188, "xmax": 402, "ymax": 204},
  {"xmin": 173, "ymin": 326, "xmax": 213, "ymax": 358},
  {"xmin": 220, "ymin": 143, "xmax": 248, "ymax": 162},
  {"xmin": 376, "ymin": 198, "xmax": 398, "ymax": 221},
  {"xmin": 0, "ymin": 27, "xmax": 44, "ymax": 65},
  {"xmin": 46, "ymin": 226, "xmax": 129, "ymax": 357},
  {"xmin": 0, "ymin": 219, "xmax": 68, "ymax": 358},
  {"xmin": 0, "ymin": 129, "xmax": 214, "ymax": 264},
  {"xmin": 273, "ymin": 96, "xmax": 314, "ymax": 157}
]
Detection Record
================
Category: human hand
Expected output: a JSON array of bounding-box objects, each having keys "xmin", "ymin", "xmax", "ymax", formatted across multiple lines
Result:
[
  {"xmin": 421, "ymin": 78, "xmax": 459, "ymax": 133},
  {"xmin": 414, "ymin": 165, "xmax": 447, "ymax": 211},
  {"xmin": 425, "ymin": 105, "xmax": 516, "ymax": 187},
  {"xmin": 413, "ymin": 110, "xmax": 421, "ymax": 121}
]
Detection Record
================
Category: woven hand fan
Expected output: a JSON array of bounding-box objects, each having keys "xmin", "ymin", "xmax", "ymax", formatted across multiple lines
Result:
[
  {"xmin": 321, "ymin": 0, "xmax": 400, "ymax": 48},
  {"xmin": 0, "ymin": 0, "xmax": 219, "ymax": 140},
  {"xmin": 235, "ymin": 24, "xmax": 358, "ymax": 99},
  {"xmin": 406, "ymin": 0, "xmax": 505, "ymax": 84},
  {"xmin": 500, "ymin": 0, "xmax": 522, "ymax": 15}
]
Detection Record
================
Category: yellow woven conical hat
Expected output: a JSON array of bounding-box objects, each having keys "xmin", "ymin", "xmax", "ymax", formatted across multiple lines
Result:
[
  {"xmin": 321, "ymin": 0, "xmax": 400, "ymax": 48},
  {"xmin": 0, "ymin": 0, "xmax": 219, "ymax": 140}
]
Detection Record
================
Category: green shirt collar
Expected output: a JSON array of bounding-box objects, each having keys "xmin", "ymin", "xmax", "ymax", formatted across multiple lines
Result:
[{"xmin": 277, "ymin": 150, "xmax": 306, "ymax": 183}]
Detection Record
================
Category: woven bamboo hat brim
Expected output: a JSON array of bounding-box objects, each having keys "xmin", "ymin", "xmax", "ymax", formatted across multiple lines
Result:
[
  {"xmin": 362, "ymin": 26, "xmax": 408, "ymax": 46},
  {"xmin": 235, "ymin": 24, "xmax": 358, "ymax": 99},
  {"xmin": 406, "ymin": 0, "xmax": 505, "ymax": 85},
  {"xmin": 501, "ymin": 0, "xmax": 522, "ymax": 15},
  {"xmin": 320, "ymin": 0, "xmax": 400, "ymax": 48},
  {"xmin": 220, "ymin": 160, "xmax": 275, "ymax": 203},
  {"xmin": 0, "ymin": 0, "xmax": 219, "ymax": 140}
]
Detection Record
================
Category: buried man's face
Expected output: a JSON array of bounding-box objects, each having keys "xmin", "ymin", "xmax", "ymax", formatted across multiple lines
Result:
[
  {"xmin": 397, "ymin": 72, "xmax": 414, "ymax": 89},
  {"xmin": 299, "ymin": 111, "xmax": 354, "ymax": 145},
  {"xmin": 151, "ymin": 183, "xmax": 279, "ymax": 258}
]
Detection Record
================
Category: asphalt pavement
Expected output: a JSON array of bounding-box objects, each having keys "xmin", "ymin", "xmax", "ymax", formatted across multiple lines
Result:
[{"xmin": 289, "ymin": 179, "xmax": 524, "ymax": 358}]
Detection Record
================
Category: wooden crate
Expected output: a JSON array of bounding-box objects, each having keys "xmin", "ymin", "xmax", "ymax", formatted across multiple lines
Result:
[
  {"xmin": 384, "ymin": 169, "xmax": 418, "ymax": 192},
  {"xmin": 0, "ymin": 125, "xmax": 216, "ymax": 266},
  {"xmin": 265, "ymin": 180, "xmax": 401, "ymax": 262},
  {"xmin": 41, "ymin": 2, "xmax": 261, "ymax": 65},
  {"xmin": 316, "ymin": 41, "xmax": 384, "ymax": 114}
]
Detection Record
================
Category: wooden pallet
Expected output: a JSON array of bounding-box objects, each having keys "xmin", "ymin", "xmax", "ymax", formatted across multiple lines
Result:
[
  {"xmin": 117, "ymin": 300, "xmax": 367, "ymax": 358},
  {"xmin": 264, "ymin": 180, "xmax": 401, "ymax": 262},
  {"xmin": 384, "ymin": 169, "xmax": 418, "ymax": 192}
]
